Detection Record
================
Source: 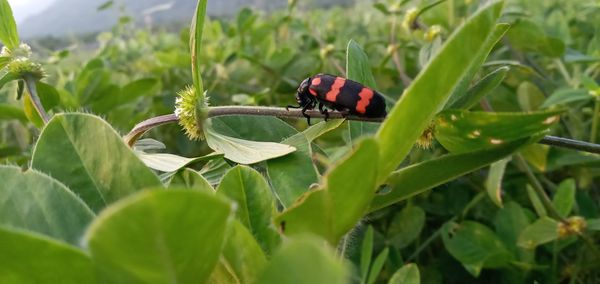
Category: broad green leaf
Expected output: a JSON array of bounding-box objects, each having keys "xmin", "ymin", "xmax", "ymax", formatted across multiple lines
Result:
[
  {"xmin": 360, "ymin": 226, "xmax": 374, "ymax": 281},
  {"xmin": 517, "ymin": 82, "xmax": 545, "ymax": 111},
  {"xmin": 446, "ymin": 23, "xmax": 510, "ymax": 108},
  {"xmin": 527, "ymin": 185, "xmax": 547, "ymax": 217},
  {"xmin": 217, "ymin": 166, "xmax": 279, "ymax": 254},
  {"xmin": 0, "ymin": 0, "xmax": 19, "ymax": 49},
  {"xmin": 442, "ymin": 221, "xmax": 513, "ymax": 277},
  {"xmin": 376, "ymin": 1, "xmax": 504, "ymax": 181},
  {"xmin": 387, "ymin": 206, "xmax": 426, "ymax": 249},
  {"xmin": 267, "ymin": 120, "xmax": 342, "ymax": 208},
  {"xmin": 517, "ymin": 217, "xmax": 559, "ymax": 249},
  {"xmin": 255, "ymin": 236, "xmax": 349, "ymax": 284},
  {"xmin": 277, "ymin": 139, "xmax": 379, "ymax": 244},
  {"xmin": 0, "ymin": 166, "xmax": 94, "ymax": 245},
  {"xmin": 507, "ymin": 19, "xmax": 565, "ymax": 57},
  {"xmin": 449, "ymin": 66, "xmax": 509, "ymax": 110},
  {"xmin": 0, "ymin": 227, "xmax": 94, "ymax": 283},
  {"xmin": 346, "ymin": 39, "xmax": 381, "ymax": 140},
  {"xmin": 137, "ymin": 151, "xmax": 223, "ymax": 172},
  {"xmin": 347, "ymin": 39, "xmax": 377, "ymax": 89},
  {"xmin": 493, "ymin": 202, "xmax": 534, "ymax": 262},
  {"xmin": 541, "ymin": 89, "xmax": 593, "ymax": 108},
  {"xmin": 119, "ymin": 78, "xmax": 159, "ymax": 105},
  {"xmin": 36, "ymin": 81, "xmax": 61, "ymax": 110},
  {"xmin": 552, "ymin": 179, "xmax": 576, "ymax": 218},
  {"xmin": 367, "ymin": 247, "xmax": 389, "ymax": 284},
  {"xmin": 520, "ymin": 144, "xmax": 549, "ymax": 172},
  {"xmin": 210, "ymin": 115, "xmax": 297, "ymax": 142},
  {"xmin": 168, "ymin": 168, "xmax": 214, "ymax": 192},
  {"xmin": 435, "ymin": 110, "xmax": 562, "ymax": 153},
  {"xmin": 205, "ymin": 124, "xmax": 296, "ymax": 164},
  {"xmin": 209, "ymin": 221, "xmax": 267, "ymax": 284},
  {"xmin": 485, "ymin": 157, "xmax": 511, "ymax": 208},
  {"xmin": 0, "ymin": 71, "xmax": 18, "ymax": 90},
  {"xmin": 85, "ymin": 189, "xmax": 233, "ymax": 284},
  {"xmin": 0, "ymin": 104, "xmax": 26, "ymax": 122},
  {"xmin": 370, "ymin": 139, "xmax": 528, "ymax": 211},
  {"xmin": 389, "ymin": 263, "xmax": 420, "ymax": 284},
  {"xmin": 31, "ymin": 113, "xmax": 162, "ymax": 212},
  {"xmin": 0, "ymin": 56, "xmax": 10, "ymax": 69},
  {"xmin": 97, "ymin": 1, "xmax": 114, "ymax": 10},
  {"xmin": 190, "ymin": 0, "xmax": 207, "ymax": 95}
]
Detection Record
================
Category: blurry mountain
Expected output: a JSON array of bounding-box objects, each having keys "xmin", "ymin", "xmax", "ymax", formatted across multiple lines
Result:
[{"xmin": 19, "ymin": 0, "xmax": 353, "ymax": 39}]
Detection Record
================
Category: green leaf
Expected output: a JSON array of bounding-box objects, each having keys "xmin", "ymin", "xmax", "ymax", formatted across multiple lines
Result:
[
  {"xmin": 541, "ymin": 89, "xmax": 593, "ymax": 108},
  {"xmin": 347, "ymin": 39, "xmax": 377, "ymax": 89},
  {"xmin": 552, "ymin": 179, "xmax": 576, "ymax": 218},
  {"xmin": 520, "ymin": 144, "xmax": 549, "ymax": 172},
  {"xmin": 0, "ymin": 104, "xmax": 26, "ymax": 122},
  {"xmin": 168, "ymin": 168, "xmax": 214, "ymax": 192},
  {"xmin": 527, "ymin": 185, "xmax": 547, "ymax": 217},
  {"xmin": 85, "ymin": 189, "xmax": 233, "ymax": 284},
  {"xmin": 36, "ymin": 81, "xmax": 61, "ymax": 110},
  {"xmin": 360, "ymin": 226, "xmax": 374, "ymax": 281},
  {"xmin": 446, "ymin": 23, "xmax": 510, "ymax": 108},
  {"xmin": 211, "ymin": 115, "xmax": 297, "ymax": 142},
  {"xmin": 346, "ymin": 39, "xmax": 381, "ymax": 140},
  {"xmin": 0, "ymin": 0, "xmax": 19, "ymax": 49},
  {"xmin": 205, "ymin": 124, "xmax": 296, "ymax": 164},
  {"xmin": 370, "ymin": 139, "xmax": 528, "ymax": 211},
  {"xmin": 255, "ymin": 236, "xmax": 349, "ymax": 284},
  {"xmin": 0, "ymin": 227, "xmax": 94, "ymax": 283},
  {"xmin": 119, "ymin": 78, "xmax": 159, "ymax": 105},
  {"xmin": 277, "ymin": 139, "xmax": 379, "ymax": 244},
  {"xmin": 449, "ymin": 66, "xmax": 509, "ymax": 110},
  {"xmin": 209, "ymin": 220, "xmax": 267, "ymax": 284},
  {"xmin": 267, "ymin": 120, "xmax": 343, "ymax": 208},
  {"xmin": 217, "ymin": 166, "xmax": 280, "ymax": 254},
  {"xmin": 375, "ymin": 1, "xmax": 504, "ymax": 181},
  {"xmin": 31, "ymin": 113, "xmax": 162, "ymax": 212},
  {"xmin": 493, "ymin": 202, "xmax": 534, "ymax": 262},
  {"xmin": 387, "ymin": 206, "xmax": 426, "ymax": 248},
  {"xmin": 0, "ymin": 166, "xmax": 94, "ymax": 245},
  {"xmin": 517, "ymin": 217, "xmax": 559, "ymax": 249},
  {"xmin": 587, "ymin": 219, "xmax": 600, "ymax": 231},
  {"xmin": 190, "ymin": 0, "xmax": 207, "ymax": 95},
  {"xmin": 367, "ymin": 247, "xmax": 389, "ymax": 284},
  {"xmin": 485, "ymin": 157, "xmax": 511, "ymax": 208},
  {"xmin": 0, "ymin": 71, "xmax": 18, "ymax": 91},
  {"xmin": 388, "ymin": 263, "xmax": 420, "ymax": 284},
  {"xmin": 0, "ymin": 55, "xmax": 10, "ymax": 69},
  {"xmin": 137, "ymin": 151, "xmax": 223, "ymax": 173},
  {"xmin": 435, "ymin": 110, "xmax": 562, "ymax": 153},
  {"xmin": 97, "ymin": 0, "xmax": 114, "ymax": 11},
  {"xmin": 507, "ymin": 19, "xmax": 565, "ymax": 57},
  {"xmin": 517, "ymin": 82, "xmax": 546, "ymax": 111},
  {"xmin": 442, "ymin": 221, "xmax": 514, "ymax": 277}
]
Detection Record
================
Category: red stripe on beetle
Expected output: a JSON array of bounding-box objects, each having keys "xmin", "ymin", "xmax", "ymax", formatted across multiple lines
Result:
[
  {"xmin": 326, "ymin": 77, "xmax": 346, "ymax": 102},
  {"xmin": 312, "ymin": 77, "xmax": 322, "ymax": 86},
  {"xmin": 355, "ymin": 87, "xmax": 374, "ymax": 114},
  {"xmin": 309, "ymin": 88, "xmax": 318, "ymax": 96}
]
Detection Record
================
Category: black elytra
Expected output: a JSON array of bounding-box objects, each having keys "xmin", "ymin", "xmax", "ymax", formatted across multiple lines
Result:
[{"xmin": 287, "ymin": 74, "xmax": 387, "ymax": 125}]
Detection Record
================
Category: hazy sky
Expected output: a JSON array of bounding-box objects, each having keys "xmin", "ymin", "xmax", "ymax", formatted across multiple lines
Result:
[{"xmin": 8, "ymin": 0, "xmax": 56, "ymax": 23}]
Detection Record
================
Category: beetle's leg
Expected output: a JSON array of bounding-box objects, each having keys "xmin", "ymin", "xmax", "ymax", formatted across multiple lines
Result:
[
  {"xmin": 301, "ymin": 103, "xmax": 312, "ymax": 125},
  {"xmin": 286, "ymin": 105, "xmax": 300, "ymax": 111},
  {"xmin": 318, "ymin": 103, "xmax": 329, "ymax": 121}
]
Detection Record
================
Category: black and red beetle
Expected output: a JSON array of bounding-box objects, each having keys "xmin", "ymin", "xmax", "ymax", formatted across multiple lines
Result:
[{"xmin": 287, "ymin": 74, "xmax": 386, "ymax": 124}]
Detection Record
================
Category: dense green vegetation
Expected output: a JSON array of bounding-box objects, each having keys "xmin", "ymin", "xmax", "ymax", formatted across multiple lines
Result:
[{"xmin": 1, "ymin": 0, "xmax": 600, "ymax": 283}]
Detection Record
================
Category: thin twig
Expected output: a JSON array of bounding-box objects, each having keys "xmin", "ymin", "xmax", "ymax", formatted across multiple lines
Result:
[
  {"xmin": 23, "ymin": 75, "xmax": 50, "ymax": 124},
  {"xmin": 123, "ymin": 106, "xmax": 600, "ymax": 156}
]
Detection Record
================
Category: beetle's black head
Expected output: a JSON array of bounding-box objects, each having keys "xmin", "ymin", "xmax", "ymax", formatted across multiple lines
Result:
[{"xmin": 296, "ymin": 77, "xmax": 312, "ymax": 107}]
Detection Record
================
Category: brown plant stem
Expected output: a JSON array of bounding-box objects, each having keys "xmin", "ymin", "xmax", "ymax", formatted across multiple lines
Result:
[{"xmin": 123, "ymin": 106, "xmax": 600, "ymax": 156}]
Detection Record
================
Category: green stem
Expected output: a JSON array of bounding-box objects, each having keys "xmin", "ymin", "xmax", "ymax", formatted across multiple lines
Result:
[
  {"xmin": 555, "ymin": 59, "xmax": 573, "ymax": 87},
  {"xmin": 591, "ymin": 97, "xmax": 600, "ymax": 143}
]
